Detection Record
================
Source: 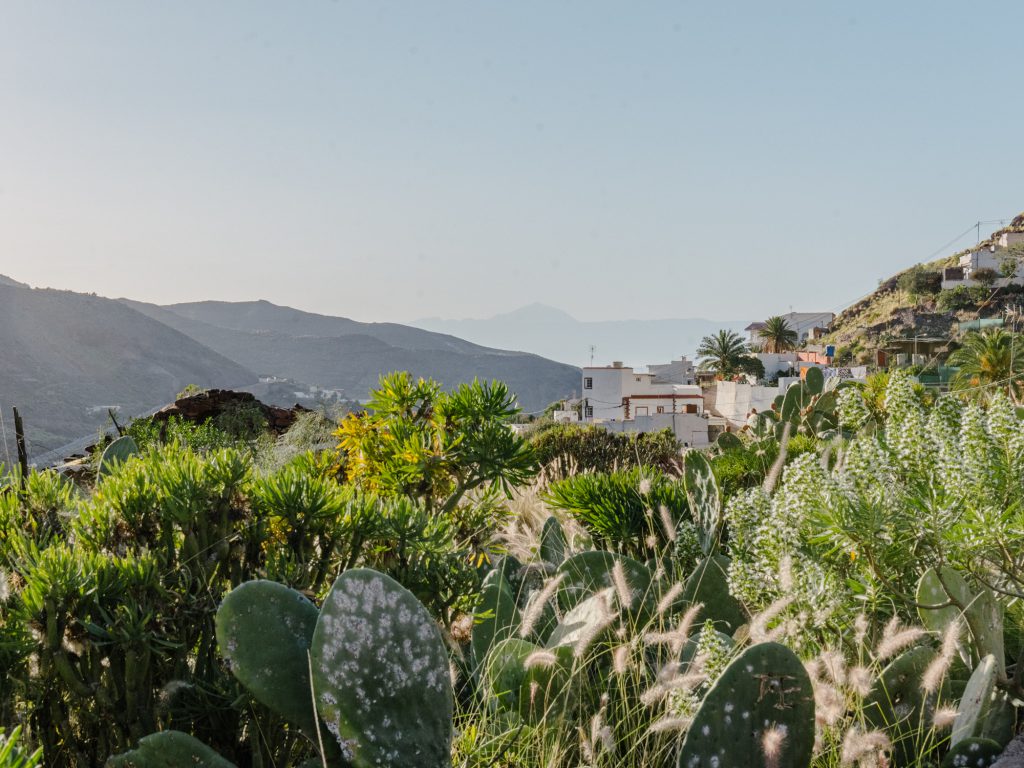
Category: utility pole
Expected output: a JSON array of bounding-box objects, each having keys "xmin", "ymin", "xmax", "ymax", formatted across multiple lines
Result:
[
  {"xmin": 589, "ymin": 345, "xmax": 596, "ymax": 366},
  {"xmin": 12, "ymin": 407, "xmax": 28, "ymax": 489}
]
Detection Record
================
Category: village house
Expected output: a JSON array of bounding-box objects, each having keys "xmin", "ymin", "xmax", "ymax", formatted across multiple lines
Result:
[
  {"xmin": 942, "ymin": 230, "xmax": 1024, "ymax": 289},
  {"xmin": 580, "ymin": 360, "xmax": 708, "ymax": 446}
]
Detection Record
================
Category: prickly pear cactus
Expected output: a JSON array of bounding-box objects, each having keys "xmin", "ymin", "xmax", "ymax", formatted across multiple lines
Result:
[
  {"xmin": 680, "ymin": 555, "xmax": 747, "ymax": 633},
  {"xmin": 954, "ymin": 655, "xmax": 998, "ymax": 747},
  {"xmin": 954, "ymin": 655, "xmax": 1013, "ymax": 749},
  {"xmin": 864, "ymin": 645, "xmax": 946, "ymax": 767},
  {"xmin": 715, "ymin": 432, "xmax": 743, "ymax": 452},
  {"xmin": 215, "ymin": 580, "xmax": 321, "ymax": 741},
  {"xmin": 310, "ymin": 568, "xmax": 453, "ymax": 768},
  {"xmin": 940, "ymin": 737, "xmax": 1001, "ymax": 768},
  {"xmin": 546, "ymin": 588, "xmax": 617, "ymax": 656},
  {"xmin": 677, "ymin": 641, "xmax": 814, "ymax": 768},
  {"xmin": 683, "ymin": 451, "xmax": 722, "ymax": 555},
  {"xmin": 918, "ymin": 567, "xmax": 1005, "ymax": 679},
  {"xmin": 780, "ymin": 382, "xmax": 805, "ymax": 423},
  {"xmin": 555, "ymin": 551, "xmax": 653, "ymax": 619},
  {"xmin": 540, "ymin": 516, "xmax": 567, "ymax": 566},
  {"xmin": 471, "ymin": 569, "xmax": 521, "ymax": 670},
  {"xmin": 98, "ymin": 435, "xmax": 139, "ymax": 478},
  {"xmin": 804, "ymin": 366, "xmax": 824, "ymax": 395},
  {"xmin": 105, "ymin": 731, "xmax": 236, "ymax": 768},
  {"xmin": 483, "ymin": 637, "xmax": 573, "ymax": 724}
]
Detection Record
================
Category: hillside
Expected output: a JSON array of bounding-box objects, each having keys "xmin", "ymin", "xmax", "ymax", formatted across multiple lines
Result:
[
  {"xmin": 825, "ymin": 213, "xmax": 1024, "ymax": 363},
  {"xmin": 413, "ymin": 303, "xmax": 750, "ymax": 368},
  {"xmin": 124, "ymin": 300, "xmax": 580, "ymax": 412},
  {"xmin": 0, "ymin": 280, "xmax": 257, "ymax": 458}
]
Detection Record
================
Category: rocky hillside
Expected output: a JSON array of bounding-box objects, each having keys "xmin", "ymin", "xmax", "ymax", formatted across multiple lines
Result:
[
  {"xmin": 123, "ymin": 299, "xmax": 580, "ymax": 414},
  {"xmin": 824, "ymin": 213, "xmax": 1024, "ymax": 364},
  {"xmin": 0, "ymin": 280, "xmax": 257, "ymax": 459}
]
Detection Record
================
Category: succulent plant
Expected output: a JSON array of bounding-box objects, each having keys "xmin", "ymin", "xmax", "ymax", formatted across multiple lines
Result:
[
  {"xmin": 471, "ymin": 569, "xmax": 521, "ymax": 670},
  {"xmin": 98, "ymin": 436, "xmax": 139, "ymax": 478},
  {"xmin": 540, "ymin": 515, "xmax": 567, "ymax": 566},
  {"xmin": 677, "ymin": 641, "xmax": 814, "ymax": 768},
  {"xmin": 555, "ymin": 551, "xmax": 653, "ymax": 620},
  {"xmin": 546, "ymin": 587, "xmax": 617, "ymax": 657},
  {"xmin": 105, "ymin": 731, "xmax": 236, "ymax": 768},
  {"xmin": 679, "ymin": 555, "xmax": 747, "ymax": 634},
  {"xmin": 917, "ymin": 567, "xmax": 1006, "ymax": 680},
  {"xmin": 682, "ymin": 451, "xmax": 722, "ymax": 556},
  {"xmin": 953, "ymin": 655, "xmax": 1014, "ymax": 750},
  {"xmin": 940, "ymin": 737, "xmax": 1002, "ymax": 768},
  {"xmin": 214, "ymin": 579, "xmax": 321, "ymax": 742},
  {"xmin": 310, "ymin": 568, "xmax": 453, "ymax": 768},
  {"xmin": 483, "ymin": 637, "xmax": 573, "ymax": 724},
  {"xmin": 864, "ymin": 645, "xmax": 947, "ymax": 767}
]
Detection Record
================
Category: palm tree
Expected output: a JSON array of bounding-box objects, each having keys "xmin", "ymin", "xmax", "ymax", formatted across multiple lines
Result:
[
  {"xmin": 758, "ymin": 316, "xmax": 799, "ymax": 353},
  {"xmin": 697, "ymin": 329, "xmax": 753, "ymax": 378},
  {"xmin": 948, "ymin": 328, "xmax": 1024, "ymax": 401}
]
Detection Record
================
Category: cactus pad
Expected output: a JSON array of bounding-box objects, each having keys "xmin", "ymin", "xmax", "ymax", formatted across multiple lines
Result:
[
  {"xmin": 98, "ymin": 436, "xmax": 139, "ymax": 478},
  {"xmin": 555, "ymin": 551, "xmax": 653, "ymax": 619},
  {"xmin": 683, "ymin": 451, "xmax": 722, "ymax": 555},
  {"xmin": 471, "ymin": 569, "xmax": 521, "ymax": 670},
  {"xmin": 215, "ymin": 580, "xmax": 320, "ymax": 741},
  {"xmin": 940, "ymin": 738, "xmax": 1001, "ymax": 768},
  {"xmin": 677, "ymin": 641, "xmax": 814, "ymax": 768},
  {"xmin": 310, "ymin": 568, "xmax": 453, "ymax": 768},
  {"xmin": 680, "ymin": 555, "xmax": 747, "ymax": 633},
  {"xmin": 105, "ymin": 731, "xmax": 235, "ymax": 768},
  {"xmin": 864, "ymin": 645, "xmax": 945, "ymax": 767},
  {"xmin": 540, "ymin": 516, "xmax": 567, "ymax": 566},
  {"xmin": 483, "ymin": 637, "xmax": 573, "ymax": 724}
]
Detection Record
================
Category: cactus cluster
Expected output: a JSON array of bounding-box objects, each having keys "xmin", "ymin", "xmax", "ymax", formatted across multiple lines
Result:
[
  {"xmin": 677, "ymin": 641, "xmax": 814, "ymax": 768},
  {"xmin": 109, "ymin": 568, "xmax": 454, "ymax": 768}
]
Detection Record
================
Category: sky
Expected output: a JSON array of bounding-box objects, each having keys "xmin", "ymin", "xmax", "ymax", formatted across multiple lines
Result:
[{"xmin": 1, "ymin": 1, "xmax": 1022, "ymax": 324}]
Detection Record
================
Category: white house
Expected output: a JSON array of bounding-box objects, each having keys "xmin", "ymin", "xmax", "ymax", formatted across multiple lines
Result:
[
  {"xmin": 646, "ymin": 356, "xmax": 697, "ymax": 385},
  {"xmin": 746, "ymin": 312, "xmax": 835, "ymax": 346},
  {"xmin": 942, "ymin": 231, "xmax": 1024, "ymax": 289},
  {"xmin": 581, "ymin": 361, "xmax": 708, "ymax": 446}
]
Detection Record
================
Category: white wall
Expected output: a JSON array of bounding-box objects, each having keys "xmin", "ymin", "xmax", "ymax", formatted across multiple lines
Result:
[
  {"xmin": 708, "ymin": 380, "xmax": 781, "ymax": 428},
  {"xmin": 598, "ymin": 412, "xmax": 709, "ymax": 447}
]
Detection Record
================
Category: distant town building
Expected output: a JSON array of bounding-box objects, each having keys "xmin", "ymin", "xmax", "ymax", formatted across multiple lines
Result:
[
  {"xmin": 942, "ymin": 231, "xmax": 1024, "ymax": 289},
  {"xmin": 580, "ymin": 361, "xmax": 708, "ymax": 446}
]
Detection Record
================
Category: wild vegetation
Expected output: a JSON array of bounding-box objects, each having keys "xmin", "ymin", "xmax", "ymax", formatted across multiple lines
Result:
[{"xmin": 1, "ymin": 369, "xmax": 1022, "ymax": 767}]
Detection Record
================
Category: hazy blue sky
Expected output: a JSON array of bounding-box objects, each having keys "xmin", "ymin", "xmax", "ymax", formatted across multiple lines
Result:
[{"xmin": 1, "ymin": 2, "xmax": 1021, "ymax": 323}]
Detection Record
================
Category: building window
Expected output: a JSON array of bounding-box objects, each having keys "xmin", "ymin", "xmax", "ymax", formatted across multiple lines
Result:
[
  {"xmin": 585, "ymin": 405, "xmax": 593, "ymax": 417},
  {"xmin": 685, "ymin": 404, "xmax": 698, "ymax": 414},
  {"xmin": 584, "ymin": 377, "xmax": 593, "ymax": 389},
  {"xmin": 656, "ymin": 406, "xmax": 665, "ymax": 414}
]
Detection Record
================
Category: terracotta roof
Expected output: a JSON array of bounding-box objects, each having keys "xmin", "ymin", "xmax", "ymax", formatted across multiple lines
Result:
[{"xmin": 745, "ymin": 322, "xmax": 766, "ymax": 331}]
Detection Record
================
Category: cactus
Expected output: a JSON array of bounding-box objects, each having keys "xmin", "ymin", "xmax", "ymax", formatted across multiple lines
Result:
[
  {"xmin": 715, "ymin": 432, "xmax": 743, "ymax": 452},
  {"xmin": 98, "ymin": 435, "xmax": 139, "ymax": 478},
  {"xmin": 804, "ymin": 366, "xmax": 824, "ymax": 395},
  {"xmin": 540, "ymin": 515, "xmax": 567, "ymax": 566},
  {"xmin": 680, "ymin": 554, "xmax": 747, "ymax": 634},
  {"xmin": 546, "ymin": 587, "xmax": 617, "ymax": 656},
  {"xmin": 917, "ymin": 567, "xmax": 1006, "ymax": 680},
  {"xmin": 953, "ymin": 655, "xmax": 1014, "ymax": 749},
  {"xmin": 471, "ymin": 569, "xmax": 521, "ymax": 670},
  {"xmin": 864, "ymin": 645, "xmax": 947, "ymax": 767},
  {"xmin": 555, "ymin": 551, "xmax": 653, "ymax": 620},
  {"xmin": 677, "ymin": 641, "xmax": 814, "ymax": 768},
  {"xmin": 310, "ymin": 568, "xmax": 453, "ymax": 768},
  {"xmin": 940, "ymin": 738, "xmax": 1001, "ymax": 768},
  {"xmin": 215, "ymin": 580, "xmax": 321, "ymax": 741},
  {"xmin": 683, "ymin": 451, "xmax": 722, "ymax": 555},
  {"xmin": 105, "ymin": 731, "xmax": 236, "ymax": 768},
  {"xmin": 483, "ymin": 637, "xmax": 573, "ymax": 724}
]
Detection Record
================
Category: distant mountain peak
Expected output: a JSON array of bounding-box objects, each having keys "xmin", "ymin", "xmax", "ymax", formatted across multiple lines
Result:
[{"xmin": 491, "ymin": 303, "xmax": 577, "ymax": 323}]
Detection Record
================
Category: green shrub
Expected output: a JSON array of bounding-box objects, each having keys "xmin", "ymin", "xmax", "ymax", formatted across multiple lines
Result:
[
  {"xmin": 530, "ymin": 424, "xmax": 680, "ymax": 478},
  {"xmin": 543, "ymin": 467, "xmax": 695, "ymax": 563}
]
